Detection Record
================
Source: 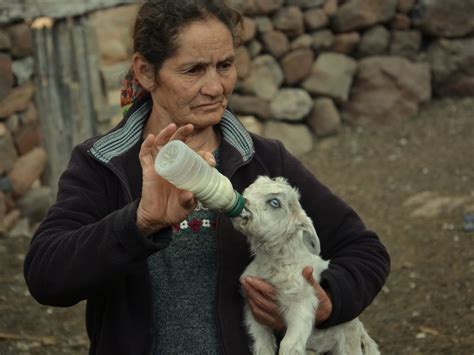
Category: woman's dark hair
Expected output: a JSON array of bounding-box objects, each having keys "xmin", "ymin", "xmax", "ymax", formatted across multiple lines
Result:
[{"xmin": 133, "ymin": 0, "xmax": 242, "ymax": 73}]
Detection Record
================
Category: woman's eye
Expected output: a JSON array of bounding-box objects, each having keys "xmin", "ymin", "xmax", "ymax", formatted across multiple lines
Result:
[
  {"xmin": 268, "ymin": 198, "xmax": 281, "ymax": 209},
  {"xmin": 186, "ymin": 66, "xmax": 202, "ymax": 75},
  {"xmin": 218, "ymin": 61, "xmax": 233, "ymax": 71}
]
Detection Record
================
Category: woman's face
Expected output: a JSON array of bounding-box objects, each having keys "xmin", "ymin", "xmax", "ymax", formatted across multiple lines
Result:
[{"xmin": 150, "ymin": 17, "xmax": 237, "ymax": 130}]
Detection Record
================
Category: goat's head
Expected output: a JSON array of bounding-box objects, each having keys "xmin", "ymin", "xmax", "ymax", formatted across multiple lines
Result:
[{"xmin": 232, "ymin": 176, "xmax": 320, "ymax": 255}]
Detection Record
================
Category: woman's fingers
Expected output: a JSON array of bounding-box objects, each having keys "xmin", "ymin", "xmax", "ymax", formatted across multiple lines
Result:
[
  {"xmin": 247, "ymin": 297, "xmax": 283, "ymax": 332},
  {"xmin": 241, "ymin": 277, "xmax": 284, "ymax": 331},
  {"xmin": 198, "ymin": 151, "xmax": 216, "ymax": 167},
  {"xmin": 139, "ymin": 134, "xmax": 157, "ymax": 168},
  {"xmin": 155, "ymin": 123, "xmax": 178, "ymax": 146},
  {"xmin": 302, "ymin": 266, "xmax": 317, "ymax": 287},
  {"xmin": 169, "ymin": 123, "xmax": 194, "ymax": 142},
  {"xmin": 153, "ymin": 123, "xmax": 195, "ymax": 157},
  {"xmin": 302, "ymin": 266, "xmax": 333, "ymax": 324},
  {"xmin": 143, "ymin": 124, "xmax": 196, "ymax": 170},
  {"xmin": 179, "ymin": 190, "xmax": 197, "ymax": 212},
  {"xmin": 244, "ymin": 277, "xmax": 277, "ymax": 300}
]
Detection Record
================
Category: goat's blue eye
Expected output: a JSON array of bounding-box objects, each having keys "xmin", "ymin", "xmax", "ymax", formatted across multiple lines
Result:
[{"xmin": 268, "ymin": 198, "xmax": 281, "ymax": 209}]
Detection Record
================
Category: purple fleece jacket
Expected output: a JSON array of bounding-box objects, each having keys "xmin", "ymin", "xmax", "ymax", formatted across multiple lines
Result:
[{"xmin": 24, "ymin": 98, "xmax": 390, "ymax": 354}]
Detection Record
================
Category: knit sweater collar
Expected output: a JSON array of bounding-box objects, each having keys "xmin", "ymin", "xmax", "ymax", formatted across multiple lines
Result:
[{"xmin": 89, "ymin": 98, "xmax": 255, "ymax": 165}]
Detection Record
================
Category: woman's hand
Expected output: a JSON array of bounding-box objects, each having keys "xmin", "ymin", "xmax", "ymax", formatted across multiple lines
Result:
[
  {"xmin": 136, "ymin": 123, "xmax": 215, "ymax": 236},
  {"xmin": 240, "ymin": 277, "xmax": 285, "ymax": 333},
  {"xmin": 240, "ymin": 267, "xmax": 333, "ymax": 333},
  {"xmin": 302, "ymin": 266, "xmax": 332, "ymax": 324}
]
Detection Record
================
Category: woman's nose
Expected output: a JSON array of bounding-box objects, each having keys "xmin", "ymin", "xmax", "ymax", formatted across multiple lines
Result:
[{"xmin": 201, "ymin": 70, "xmax": 224, "ymax": 97}]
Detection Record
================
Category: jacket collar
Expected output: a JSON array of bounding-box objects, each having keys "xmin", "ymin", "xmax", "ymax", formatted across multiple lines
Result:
[{"xmin": 89, "ymin": 98, "xmax": 254, "ymax": 165}]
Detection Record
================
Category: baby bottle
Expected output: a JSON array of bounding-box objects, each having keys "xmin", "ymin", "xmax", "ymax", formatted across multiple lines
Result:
[{"xmin": 154, "ymin": 140, "xmax": 245, "ymax": 217}]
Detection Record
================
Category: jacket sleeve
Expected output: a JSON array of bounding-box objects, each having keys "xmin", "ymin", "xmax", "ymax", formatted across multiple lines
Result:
[
  {"xmin": 23, "ymin": 145, "xmax": 171, "ymax": 307},
  {"xmin": 277, "ymin": 141, "xmax": 390, "ymax": 328}
]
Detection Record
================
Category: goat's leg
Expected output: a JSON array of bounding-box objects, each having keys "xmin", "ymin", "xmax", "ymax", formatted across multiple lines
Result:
[
  {"xmin": 279, "ymin": 297, "xmax": 317, "ymax": 355},
  {"xmin": 244, "ymin": 304, "xmax": 277, "ymax": 355}
]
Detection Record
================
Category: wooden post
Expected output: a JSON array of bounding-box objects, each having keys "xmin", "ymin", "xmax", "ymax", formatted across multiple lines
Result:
[
  {"xmin": 32, "ymin": 15, "xmax": 108, "ymax": 194},
  {"xmin": 32, "ymin": 19, "xmax": 71, "ymax": 194}
]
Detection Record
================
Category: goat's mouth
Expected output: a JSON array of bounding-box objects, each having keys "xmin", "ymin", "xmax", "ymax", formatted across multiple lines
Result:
[{"xmin": 237, "ymin": 206, "xmax": 252, "ymax": 224}]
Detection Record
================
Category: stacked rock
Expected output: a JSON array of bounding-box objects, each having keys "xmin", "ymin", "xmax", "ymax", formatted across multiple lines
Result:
[
  {"xmin": 0, "ymin": 21, "xmax": 51, "ymax": 237},
  {"xmin": 222, "ymin": 0, "xmax": 473, "ymax": 155}
]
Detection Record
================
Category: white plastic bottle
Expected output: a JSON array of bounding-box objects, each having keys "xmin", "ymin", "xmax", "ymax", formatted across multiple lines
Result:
[{"xmin": 154, "ymin": 140, "xmax": 245, "ymax": 217}]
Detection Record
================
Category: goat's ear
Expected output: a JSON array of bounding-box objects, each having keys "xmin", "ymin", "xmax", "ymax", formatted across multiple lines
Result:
[{"xmin": 297, "ymin": 214, "xmax": 321, "ymax": 256}]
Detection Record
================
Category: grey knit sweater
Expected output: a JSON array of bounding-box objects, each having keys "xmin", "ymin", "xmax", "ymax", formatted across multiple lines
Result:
[{"xmin": 147, "ymin": 152, "xmax": 222, "ymax": 355}]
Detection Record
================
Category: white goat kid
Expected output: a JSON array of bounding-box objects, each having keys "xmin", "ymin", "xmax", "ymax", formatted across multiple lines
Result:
[{"xmin": 231, "ymin": 176, "xmax": 380, "ymax": 355}]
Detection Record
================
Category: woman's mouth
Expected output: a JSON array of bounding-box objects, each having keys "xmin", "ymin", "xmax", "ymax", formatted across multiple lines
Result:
[{"xmin": 196, "ymin": 101, "xmax": 221, "ymax": 109}]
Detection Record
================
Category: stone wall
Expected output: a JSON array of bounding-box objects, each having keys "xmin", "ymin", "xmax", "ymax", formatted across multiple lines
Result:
[
  {"xmin": 95, "ymin": 0, "xmax": 474, "ymax": 157},
  {"xmin": 225, "ymin": 0, "xmax": 474, "ymax": 155},
  {"xmin": 0, "ymin": 21, "xmax": 51, "ymax": 236}
]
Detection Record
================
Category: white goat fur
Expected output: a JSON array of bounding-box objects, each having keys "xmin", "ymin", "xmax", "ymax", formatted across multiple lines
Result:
[{"xmin": 232, "ymin": 176, "xmax": 380, "ymax": 355}]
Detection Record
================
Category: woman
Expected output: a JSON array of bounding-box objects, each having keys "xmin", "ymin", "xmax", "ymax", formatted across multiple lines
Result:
[{"xmin": 24, "ymin": 1, "xmax": 390, "ymax": 354}]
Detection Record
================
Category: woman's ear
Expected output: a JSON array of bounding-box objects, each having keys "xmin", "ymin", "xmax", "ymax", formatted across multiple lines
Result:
[{"xmin": 132, "ymin": 53, "xmax": 156, "ymax": 91}]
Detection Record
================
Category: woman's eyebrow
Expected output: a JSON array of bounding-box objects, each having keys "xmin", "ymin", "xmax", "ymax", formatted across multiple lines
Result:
[{"xmin": 180, "ymin": 54, "xmax": 236, "ymax": 67}]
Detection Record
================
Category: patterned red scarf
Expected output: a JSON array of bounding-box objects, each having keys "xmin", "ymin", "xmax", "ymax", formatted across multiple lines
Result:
[{"xmin": 120, "ymin": 69, "xmax": 149, "ymax": 113}]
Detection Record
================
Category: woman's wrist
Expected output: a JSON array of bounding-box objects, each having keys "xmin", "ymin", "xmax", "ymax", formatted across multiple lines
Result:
[{"xmin": 136, "ymin": 206, "xmax": 166, "ymax": 237}]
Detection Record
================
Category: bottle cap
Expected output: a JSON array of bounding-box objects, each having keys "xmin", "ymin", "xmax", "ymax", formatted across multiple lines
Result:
[{"xmin": 224, "ymin": 191, "xmax": 245, "ymax": 217}]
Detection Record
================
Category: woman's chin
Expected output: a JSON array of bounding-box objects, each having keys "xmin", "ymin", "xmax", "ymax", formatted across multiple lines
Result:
[{"xmin": 190, "ymin": 109, "xmax": 225, "ymax": 128}]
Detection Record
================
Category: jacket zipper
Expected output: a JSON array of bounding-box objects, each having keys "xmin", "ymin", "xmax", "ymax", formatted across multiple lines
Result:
[
  {"xmin": 214, "ymin": 160, "xmax": 251, "ymax": 355},
  {"xmin": 87, "ymin": 150, "xmax": 156, "ymax": 355}
]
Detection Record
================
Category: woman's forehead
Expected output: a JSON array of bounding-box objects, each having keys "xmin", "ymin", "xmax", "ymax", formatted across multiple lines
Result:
[{"xmin": 172, "ymin": 18, "xmax": 235, "ymax": 60}]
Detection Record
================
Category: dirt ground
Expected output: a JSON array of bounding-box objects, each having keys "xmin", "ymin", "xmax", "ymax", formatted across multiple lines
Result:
[{"xmin": 0, "ymin": 97, "xmax": 473, "ymax": 354}]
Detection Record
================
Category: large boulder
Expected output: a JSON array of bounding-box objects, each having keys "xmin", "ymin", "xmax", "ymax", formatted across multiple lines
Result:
[
  {"xmin": 255, "ymin": 16, "xmax": 274, "ymax": 33},
  {"xmin": 280, "ymin": 48, "xmax": 314, "ymax": 85},
  {"xmin": 229, "ymin": 94, "xmax": 272, "ymax": 120},
  {"xmin": 412, "ymin": 0, "xmax": 474, "ymax": 38},
  {"xmin": 240, "ymin": 55, "xmax": 284, "ymax": 100},
  {"xmin": 263, "ymin": 121, "xmax": 313, "ymax": 156},
  {"xmin": 272, "ymin": 6, "xmax": 305, "ymax": 37},
  {"xmin": 0, "ymin": 81, "xmax": 35, "ymax": 119},
  {"xmin": 307, "ymin": 97, "xmax": 341, "ymax": 137},
  {"xmin": 270, "ymin": 88, "xmax": 313, "ymax": 121},
  {"xmin": 332, "ymin": 0, "xmax": 398, "ymax": 32},
  {"xmin": 0, "ymin": 123, "xmax": 18, "ymax": 174},
  {"xmin": 6, "ymin": 22, "xmax": 32, "ymax": 59},
  {"xmin": 398, "ymin": 0, "xmax": 416, "ymax": 13},
  {"xmin": 286, "ymin": 0, "xmax": 325, "ymax": 9},
  {"xmin": 357, "ymin": 25, "xmax": 390, "ymax": 57},
  {"xmin": 16, "ymin": 186, "xmax": 53, "ymax": 223},
  {"xmin": 389, "ymin": 30, "xmax": 422, "ymax": 60},
  {"xmin": 8, "ymin": 147, "xmax": 47, "ymax": 197},
  {"xmin": 302, "ymin": 52, "xmax": 357, "ymax": 102},
  {"xmin": 239, "ymin": 17, "xmax": 257, "ymax": 43},
  {"xmin": 304, "ymin": 8, "xmax": 328, "ymax": 31},
  {"xmin": 428, "ymin": 38, "xmax": 474, "ymax": 97},
  {"xmin": 342, "ymin": 56, "xmax": 431, "ymax": 124},
  {"xmin": 332, "ymin": 32, "xmax": 361, "ymax": 55},
  {"xmin": 0, "ymin": 53, "xmax": 13, "ymax": 99},
  {"xmin": 0, "ymin": 30, "xmax": 11, "ymax": 50},
  {"xmin": 235, "ymin": 46, "xmax": 252, "ymax": 79},
  {"xmin": 261, "ymin": 30, "xmax": 290, "ymax": 58},
  {"xmin": 310, "ymin": 29, "xmax": 334, "ymax": 52},
  {"xmin": 227, "ymin": 0, "xmax": 259, "ymax": 15},
  {"xmin": 254, "ymin": 0, "xmax": 284, "ymax": 15},
  {"xmin": 238, "ymin": 115, "xmax": 264, "ymax": 135}
]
